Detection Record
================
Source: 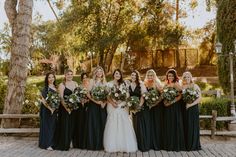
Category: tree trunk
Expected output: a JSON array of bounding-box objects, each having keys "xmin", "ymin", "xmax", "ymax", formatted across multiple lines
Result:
[
  {"xmin": 107, "ymin": 45, "xmax": 118, "ymax": 73},
  {"xmin": 1, "ymin": 0, "xmax": 33, "ymax": 128}
]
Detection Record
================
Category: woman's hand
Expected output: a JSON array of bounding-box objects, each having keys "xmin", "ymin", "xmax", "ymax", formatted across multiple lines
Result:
[
  {"xmin": 163, "ymin": 100, "xmax": 171, "ymax": 107},
  {"xmin": 101, "ymin": 102, "xmax": 106, "ymax": 108}
]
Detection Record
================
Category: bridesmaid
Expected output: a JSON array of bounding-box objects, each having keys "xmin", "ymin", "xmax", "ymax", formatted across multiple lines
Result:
[
  {"xmin": 162, "ymin": 69, "xmax": 185, "ymax": 151},
  {"xmin": 55, "ymin": 69, "xmax": 78, "ymax": 151},
  {"xmin": 39, "ymin": 72, "xmax": 58, "ymax": 150},
  {"xmin": 83, "ymin": 66, "xmax": 107, "ymax": 150},
  {"xmin": 182, "ymin": 72, "xmax": 201, "ymax": 151},
  {"xmin": 144, "ymin": 69, "xmax": 163, "ymax": 150},
  {"xmin": 130, "ymin": 70, "xmax": 150, "ymax": 152},
  {"xmin": 73, "ymin": 72, "xmax": 90, "ymax": 149}
]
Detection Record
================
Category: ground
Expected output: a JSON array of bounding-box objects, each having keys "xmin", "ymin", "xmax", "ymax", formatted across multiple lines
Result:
[{"xmin": 0, "ymin": 136, "xmax": 236, "ymax": 157}]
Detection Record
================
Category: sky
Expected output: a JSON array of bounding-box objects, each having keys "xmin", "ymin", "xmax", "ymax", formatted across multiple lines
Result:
[{"xmin": 0, "ymin": 0, "xmax": 216, "ymax": 59}]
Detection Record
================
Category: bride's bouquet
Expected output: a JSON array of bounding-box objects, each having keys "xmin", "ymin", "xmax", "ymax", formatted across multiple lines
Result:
[
  {"xmin": 109, "ymin": 83, "xmax": 128, "ymax": 101},
  {"xmin": 126, "ymin": 96, "xmax": 141, "ymax": 114},
  {"xmin": 45, "ymin": 91, "xmax": 61, "ymax": 110},
  {"xmin": 91, "ymin": 86, "xmax": 108, "ymax": 101},
  {"xmin": 182, "ymin": 87, "xmax": 200, "ymax": 104},
  {"xmin": 143, "ymin": 89, "xmax": 160, "ymax": 108},
  {"xmin": 74, "ymin": 86, "xmax": 88, "ymax": 100},
  {"xmin": 64, "ymin": 93, "xmax": 80, "ymax": 111},
  {"xmin": 162, "ymin": 87, "xmax": 179, "ymax": 103}
]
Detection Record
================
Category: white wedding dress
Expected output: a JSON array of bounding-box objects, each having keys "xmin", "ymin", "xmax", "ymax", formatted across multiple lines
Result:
[{"xmin": 103, "ymin": 81, "xmax": 138, "ymax": 153}]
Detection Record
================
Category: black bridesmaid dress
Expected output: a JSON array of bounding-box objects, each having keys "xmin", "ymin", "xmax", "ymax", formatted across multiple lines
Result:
[
  {"xmin": 72, "ymin": 102, "xmax": 86, "ymax": 149},
  {"xmin": 83, "ymin": 89, "xmax": 107, "ymax": 150},
  {"xmin": 163, "ymin": 93, "xmax": 185, "ymax": 151},
  {"xmin": 185, "ymin": 104, "xmax": 201, "ymax": 151},
  {"xmin": 54, "ymin": 87, "xmax": 76, "ymax": 151},
  {"xmin": 39, "ymin": 87, "xmax": 57, "ymax": 149},
  {"xmin": 131, "ymin": 85, "xmax": 151, "ymax": 152},
  {"xmin": 150, "ymin": 95, "xmax": 164, "ymax": 150}
]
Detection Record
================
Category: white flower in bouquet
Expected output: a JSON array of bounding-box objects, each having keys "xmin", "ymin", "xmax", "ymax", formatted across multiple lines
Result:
[
  {"xmin": 162, "ymin": 87, "xmax": 179, "ymax": 102},
  {"xmin": 182, "ymin": 87, "xmax": 200, "ymax": 104},
  {"xmin": 126, "ymin": 96, "xmax": 141, "ymax": 114},
  {"xmin": 110, "ymin": 84, "xmax": 128, "ymax": 101},
  {"xmin": 45, "ymin": 91, "xmax": 61, "ymax": 110},
  {"xmin": 65, "ymin": 93, "xmax": 80, "ymax": 110},
  {"xmin": 143, "ymin": 89, "xmax": 160, "ymax": 108},
  {"xmin": 91, "ymin": 86, "xmax": 108, "ymax": 101}
]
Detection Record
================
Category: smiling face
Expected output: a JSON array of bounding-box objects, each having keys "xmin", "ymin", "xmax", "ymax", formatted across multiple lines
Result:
[
  {"xmin": 167, "ymin": 73, "xmax": 174, "ymax": 83},
  {"xmin": 114, "ymin": 70, "xmax": 121, "ymax": 81},
  {"xmin": 65, "ymin": 71, "xmax": 73, "ymax": 81},
  {"xmin": 183, "ymin": 73, "xmax": 192, "ymax": 84},
  {"xmin": 96, "ymin": 68, "xmax": 103, "ymax": 78},
  {"xmin": 48, "ymin": 74, "xmax": 55, "ymax": 85},
  {"xmin": 131, "ymin": 72, "xmax": 137, "ymax": 82},
  {"xmin": 147, "ymin": 72, "xmax": 154, "ymax": 82}
]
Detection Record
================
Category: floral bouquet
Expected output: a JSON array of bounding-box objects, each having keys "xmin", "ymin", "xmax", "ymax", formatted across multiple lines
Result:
[
  {"xmin": 74, "ymin": 86, "xmax": 88, "ymax": 100},
  {"xmin": 143, "ymin": 89, "xmax": 160, "ymax": 108},
  {"xmin": 64, "ymin": 93, "xmax": 80, "ymax": 111},
  {"xmin": 91, "ymin": 86, "xmax": 108, "ymax": 101},
  {"xmin": 109, "ymin": 84, "xmax": 128, "ymax": 101},
  {"xmin": 182, "ymin": 87, "xmax": 200, "ymax": 104},
  {"xmin": 45, "ymin": 91, "xmax": 61, "ymax": 110},
  {"xmin": 126, "ymin": 96, "xmax": 141, "ymax": 114},
  {"xmin": 162, "ymin": 87, "xmax": 179, "ymax": 102}
]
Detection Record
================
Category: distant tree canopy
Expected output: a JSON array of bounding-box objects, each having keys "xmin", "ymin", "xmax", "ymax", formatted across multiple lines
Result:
[{"xmin": 30, "ymin": 0, "xmax": 187, "ymax": 73}]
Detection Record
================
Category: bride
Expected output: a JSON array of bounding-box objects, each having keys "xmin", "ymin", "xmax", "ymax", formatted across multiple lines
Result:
[{"xmin": 103, "ymin": 69, "xmax": 138, "ymax": 153}]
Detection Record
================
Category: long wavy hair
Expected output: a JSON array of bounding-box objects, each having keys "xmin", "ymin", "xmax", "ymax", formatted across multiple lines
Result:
[
  {"xmin": 113, "ymin": 69, "xmax": 124, "ymax": 86},
  {"xmin": 182, "ymin": 71, "xmax": 193, "ymax": 85},
  {"xmin": 131, "ymin": 70, "xmax": 141, "ymax": 87},
  {"xmin": 144, "ymin": 69, "xmax": 162, "ymax": 88},
  {"xmin": 44, "ymin": 72, "xmax": 56, "ymax": 89},
  {"xmin": 165, "ymin": 69, "xmax": 179, "ymax": 84},
  {"xmin": 92, "ymin": 66, "xmax": 106, "ymax": 84}
]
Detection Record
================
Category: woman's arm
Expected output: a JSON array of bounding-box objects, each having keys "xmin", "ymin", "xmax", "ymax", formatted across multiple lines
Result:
[
  {"xmin": 40, "ymin": 89, "xmax": 54, "ymax": 113},
  {"xmin": 58, "ymin": 83, "xmax": 71, "ymax": 113}
]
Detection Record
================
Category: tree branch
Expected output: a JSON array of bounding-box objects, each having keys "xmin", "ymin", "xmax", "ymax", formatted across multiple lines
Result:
[
  {"xmin": 4, "ymin": 0, "xmax": 18, "ymax": 27},
  {"xmin": 47, "ymin": 0, "xmax": 60, "ymax": 22}
]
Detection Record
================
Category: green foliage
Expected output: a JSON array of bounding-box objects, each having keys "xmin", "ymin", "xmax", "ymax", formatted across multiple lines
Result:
[
  {"xmin": 199, "ymin": 97, "xmax": 230, "ymax": 130},
  {"xmin": 0, "ymin": 78, "xmax": 7, "ymax": 113},
  {"xmin": 21, "ymin": 84, "xmax": 41, "ymax": 114},
  {"xmin": 0, "ymin": 60, "xmax": 10, "ymax": 75},
  {"xmin": 216, "ymin": 0, "xmax": 236, "ymax": 94}
]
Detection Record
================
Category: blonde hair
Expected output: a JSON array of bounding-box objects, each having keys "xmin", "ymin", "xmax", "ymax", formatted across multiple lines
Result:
[
  {"xmin": 144, "ymin": 69, "xmax": 162, "ymax": 89},
  {"xmin": 92, "ymin": 66, "xmax": 107, "ymax": 84},
  {"xmin": 182, "ymin": 71, "xmax": 193, "ymax": 85}
]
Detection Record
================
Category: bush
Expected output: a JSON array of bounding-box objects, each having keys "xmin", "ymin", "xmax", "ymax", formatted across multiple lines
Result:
[
  {"xmin": 199, "ymin": 97, "xmax": 230, "ymax": 130},
  {"xmin": 0, "ymin": 78, "xmax": 7, "ymax": 113},
  {"xmin": 21, "ymin": 83, "xmax": 41, "ymax": 114}
]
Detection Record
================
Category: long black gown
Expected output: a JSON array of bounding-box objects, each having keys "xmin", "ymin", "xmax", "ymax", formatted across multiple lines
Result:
[
  {"xmin": 72, "ymin": 101, "xmax": 86, "ymax": 149},
  {"xmin": 83, "ymin": 87, "xmax": 107, "ymax": 150},
  {"xmin": 39, "ymin": 87, "xmax": 57, "ymax": 149},
  {"xmin": 185, "ymin": 104, "xmax": 201, "ymax": 151},
  {"xmin": 54, "ymin": 87, "xmax": 76, "ymax": 151},
  {"xmin": 163, "ymin": 92, "xmax": 185, "ymax": 151},
  {"xmin": 131, "ymin": 85, "xmax": 151, "ymax": 152},
  {"xmin": 150, "ymin": 90, "xmax": 164, "ymax": 150}
]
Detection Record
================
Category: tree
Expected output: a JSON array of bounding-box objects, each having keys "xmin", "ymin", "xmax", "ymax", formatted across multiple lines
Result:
[
  {"xmin": 216, "ymin": 0, "xmax": 236, "ymax": 94},
  {"xmin": 1, "ymin": 0, "xmax": 33, "ymax": 128}
]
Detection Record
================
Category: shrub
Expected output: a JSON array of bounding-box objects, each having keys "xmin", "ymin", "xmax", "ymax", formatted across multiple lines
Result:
[
  {"xmin": 21, "ymin": 83, "xmax": 41, "ymax": 114},
  {"xmin": 0, "ymin": 78, "xmax": 7, "ymax": 113},
  {"xmin": 199, "ymin": 97, "xmax": 230, "ymax": 130}
]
